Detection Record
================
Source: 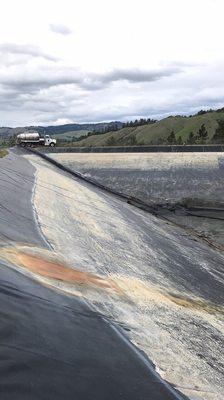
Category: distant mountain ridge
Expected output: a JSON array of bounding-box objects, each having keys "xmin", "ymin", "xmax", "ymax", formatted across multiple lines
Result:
[{"xmin": 0, "ymin": 121, "xmax": 123, "ymax": 139}]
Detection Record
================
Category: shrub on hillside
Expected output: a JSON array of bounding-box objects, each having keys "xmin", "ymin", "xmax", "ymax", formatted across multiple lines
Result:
[{"xmin": 212, "ymin": 120, "xmax": 224, "ymax": 143}]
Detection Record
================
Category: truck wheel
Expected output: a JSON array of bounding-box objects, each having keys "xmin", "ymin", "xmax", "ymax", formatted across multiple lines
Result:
[{"xmin": 50, "ymin": 143, "xmax": 55, "ymax": 147}]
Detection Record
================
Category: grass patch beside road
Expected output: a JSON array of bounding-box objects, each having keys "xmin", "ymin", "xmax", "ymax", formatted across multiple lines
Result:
[{"xmin": 0, "ymin": 149, "xmax": 8, "ymax": 158}]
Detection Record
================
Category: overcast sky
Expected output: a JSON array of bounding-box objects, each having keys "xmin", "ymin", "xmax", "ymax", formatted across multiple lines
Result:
[{"xmin": 0, "ymin": 0, "xmax": 224, "ymax": 126}]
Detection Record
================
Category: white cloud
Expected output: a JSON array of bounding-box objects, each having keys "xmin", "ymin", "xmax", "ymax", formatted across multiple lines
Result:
[
  {"xmin": 50, "ymin": 24, "xmax": 73, "ymax": 35},
  {"xmin": 0, "ymin": 43, "xmax": 58, "ymax": 62},
  {"xmin": 0, "ymin": 0, "xmax": 224, "ymax": 126},
  {"xmin": 50, "ymin": 118, "xmax": 74, "ymax": 125}
]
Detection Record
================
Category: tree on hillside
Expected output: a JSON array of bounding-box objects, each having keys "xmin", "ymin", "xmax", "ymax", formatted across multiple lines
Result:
[
  {"xmin": 166, "ymin": 131, "xmax": 176, "ymax": 144},
  {"xmin": 8, "ymin": 134, "xmax": 17, "ymax": 146},
  {"xmin": 88, "ymin": 123, "xmax": 119, "ymax": 136},
  {"xmin": 212, "ymin": 120, "xmax": 224, "ymax": 143},
  {"xmin": 187, "ymin": 131, "xmax": 196, "ymax": 144},
  {"xmin": 157, "ymin": 138, "xmax": 164, "ymax": 144},
  {"xmin": 122, "ymin": 118, "xmax": 157, "ymax": 128},
  {"xmin": 128, "ymin": 134, "xmax": 137, "ymax": 146},
  {"xmin": 196, "ymin": 124, "xmax": 208, "ymax": 143},
  {"xmin": 197, "ymin": 110, "xmax": 207, "ymax": 116},
  {"xmin": 105, "ymin": 124, "xmax": 118, "ymax": 132},
  {"xmin": 106, "ymin": 136, "xmax": 116, "ymax": 146},
  {"xmin": 147, "ymin": 118, "xmax": 156, "ymax": 124},
  {"xmin": 217, "ymin": 107, "xmax": 224, "ymax": 113},
  {"xmin": 177, "ymin": 136, "xmax": 183, "ymax": 145}
]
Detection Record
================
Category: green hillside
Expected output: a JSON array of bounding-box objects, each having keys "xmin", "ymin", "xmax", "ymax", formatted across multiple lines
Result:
[
  {"xmin": 52, "ymin": 130, "xmax": 89, "ymax": 141},
  {"xmin": 71, "ymin": 111, "xmax": 224, "ymax": 147}
]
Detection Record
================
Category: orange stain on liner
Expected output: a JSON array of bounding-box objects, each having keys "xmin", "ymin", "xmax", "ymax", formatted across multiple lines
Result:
[{"xmin": 1, "ymin": 247, "xmax": 121, "ymax": 294}]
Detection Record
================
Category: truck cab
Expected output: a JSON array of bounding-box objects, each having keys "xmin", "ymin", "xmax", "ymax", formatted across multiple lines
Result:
[{"xmin": 44, "ymin": 135, "xmax": 56, "ymax": 147}]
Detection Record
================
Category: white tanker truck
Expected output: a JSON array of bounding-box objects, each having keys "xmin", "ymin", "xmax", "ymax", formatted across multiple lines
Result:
[{"xmin": 16, "ymin": 132, "xmax": 56, "ymax": 147}]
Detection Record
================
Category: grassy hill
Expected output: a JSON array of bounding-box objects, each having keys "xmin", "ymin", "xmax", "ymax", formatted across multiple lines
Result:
[
  {"xmin": 71, "ymin": 111, "xmax": 224, "ymax": 147},
  {"xmin": 51, "ymin": 130, "xmax": 90, "ymax": 141}
]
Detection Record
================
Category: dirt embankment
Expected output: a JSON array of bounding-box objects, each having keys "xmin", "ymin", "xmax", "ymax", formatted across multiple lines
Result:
[{"xmin": 0, "ymin": 149, "xmax": 8, "ymax": 158}]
